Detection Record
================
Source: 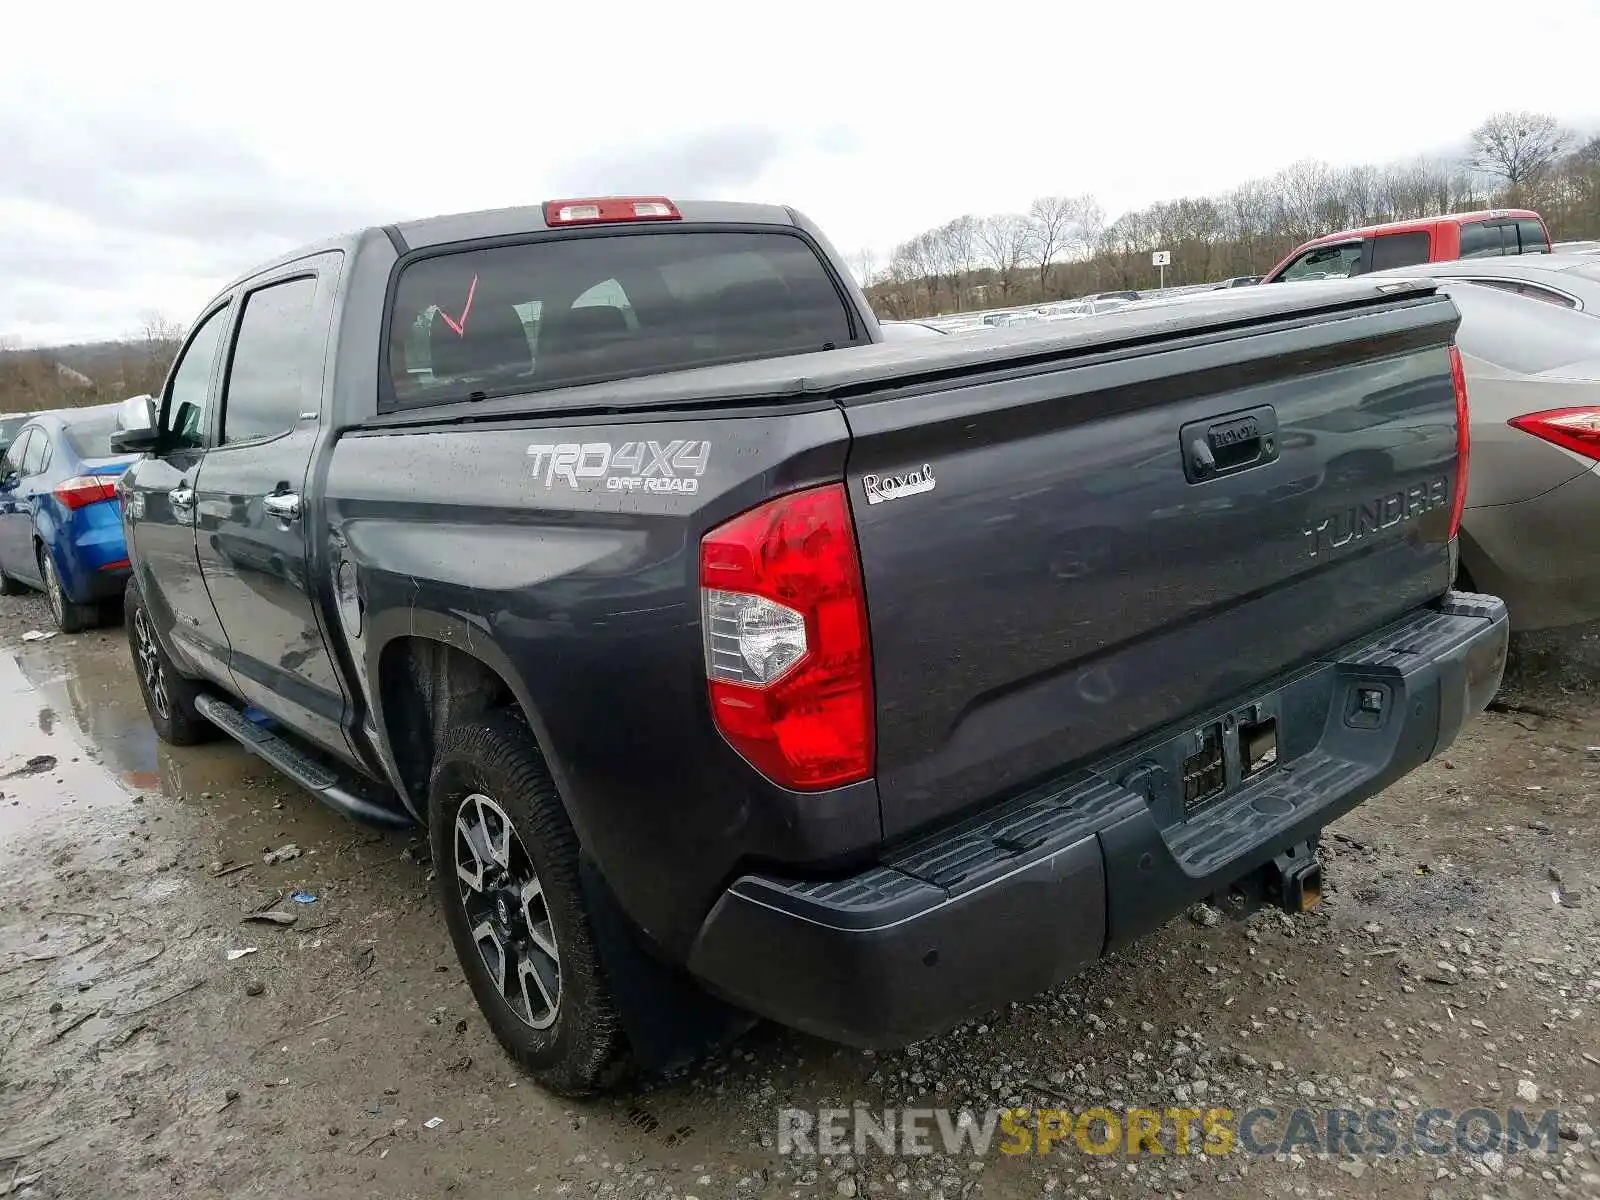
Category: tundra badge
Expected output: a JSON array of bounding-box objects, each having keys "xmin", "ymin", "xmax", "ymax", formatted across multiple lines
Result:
[{"xmin": 863, "ymin": 463, "xmax": 936, "ymax": 506}]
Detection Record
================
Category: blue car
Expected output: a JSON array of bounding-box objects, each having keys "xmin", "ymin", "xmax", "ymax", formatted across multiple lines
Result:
[{"xmin": 0, "ymin": 403, "xmax": 137, "ymax": 632}]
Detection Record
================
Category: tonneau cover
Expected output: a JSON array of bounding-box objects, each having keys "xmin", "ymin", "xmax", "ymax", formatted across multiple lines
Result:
[{"xmin": 362, "ymin": 278, "xmax": 1442, "ymax": 426}]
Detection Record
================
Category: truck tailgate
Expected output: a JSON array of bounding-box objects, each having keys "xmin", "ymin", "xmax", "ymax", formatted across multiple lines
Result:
[{"xmin": 843, "ymin": 289, "xmax": 1464, "ymax": 838}]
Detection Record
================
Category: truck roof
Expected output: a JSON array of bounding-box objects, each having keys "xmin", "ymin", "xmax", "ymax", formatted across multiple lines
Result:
[
  {"xmin": 1295, "ymin": 208, "xmax": 1544, "ymax": 249},
  {"xmin": 214, "ymin": 199, "xmax": 804, "ymax": 298},
  {"xmin": 390, "ymin": 199, "xmax": 800, "ymax": 250}
]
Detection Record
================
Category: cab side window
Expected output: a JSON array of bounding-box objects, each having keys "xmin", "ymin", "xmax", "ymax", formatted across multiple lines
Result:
[{"xmin": 164, "ymin": 305, "xmax": 232, "ymax": 450}]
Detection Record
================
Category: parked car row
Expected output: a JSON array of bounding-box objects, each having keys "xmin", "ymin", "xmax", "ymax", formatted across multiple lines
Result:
[{"xmin": 1097, "ymin": 252, "xmax": 1600, "ymax": 632}]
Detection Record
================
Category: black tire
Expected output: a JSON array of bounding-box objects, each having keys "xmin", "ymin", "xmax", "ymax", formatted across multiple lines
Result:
[
  {"xmin": 40, "ymin": 548, "xmax": 98, "ymax": 634},
  {"xmin": 125, "ymin": 581, "xmax": 214, "ymax": 745},
  {"xmin": 429, "ymin": 711, "xmax": 631, "ymax": 1097},
  {"xmin": 0, "ymin": 566, "xmax": 25, "ymax": 596}
]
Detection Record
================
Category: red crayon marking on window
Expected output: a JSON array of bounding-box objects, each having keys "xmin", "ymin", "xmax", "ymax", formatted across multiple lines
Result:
[{"xmin": 438, "ymin": 275, "xmax": 479, "ymax": 337}]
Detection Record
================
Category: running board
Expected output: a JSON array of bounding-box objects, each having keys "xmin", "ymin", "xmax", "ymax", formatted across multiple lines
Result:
[{"xmin": 193, "ymin": 694, "xmax": 411, "ymax": 829}]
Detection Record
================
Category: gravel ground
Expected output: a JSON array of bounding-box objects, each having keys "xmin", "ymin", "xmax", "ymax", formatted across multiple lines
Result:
[{"xmin": 0, "ymin": 590, "xmax": 1596, "ymax": 1200}]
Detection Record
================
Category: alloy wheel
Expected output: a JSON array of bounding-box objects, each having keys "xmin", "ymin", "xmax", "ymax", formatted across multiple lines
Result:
[
  {"xmin": 453, "ymin": 792, "xmax": 561, "ymax": 1030},
  {"xmin": 42, "ymin": 555, "xmax": 64, "ymax": 625},
  {"xmin": 133, "ymin": 608, "xmax": 171, "ymax": 720}
]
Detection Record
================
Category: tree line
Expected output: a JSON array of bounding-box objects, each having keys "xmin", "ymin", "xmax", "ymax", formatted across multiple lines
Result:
[
  {"xmin": 861, "ymin": 111, "xmax": 1600, "ymax": 319},
  {"xmin": 0, "ymin": 317, "xmax": 182, "ymax": 415},
  {"xmin": 5, "ymin": 111, "xmax": 1597, "ymax": 411}
]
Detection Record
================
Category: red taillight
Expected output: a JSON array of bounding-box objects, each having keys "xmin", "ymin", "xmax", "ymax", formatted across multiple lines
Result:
[
  {"xmin": 542, "ymin": 196, "xmax": 682, "ymax": 226},
  {"xmin": 1447, "ymin": 344, "xmax": 1470, "ymax": 540},
  {"xmin": 54, "ymin": 476, "xmax": 121, "ymax": 510},
  {"xmin": 1508, "ymin": 406, "xmax": 1600, "ymax": 463},
  {"xmin": 699, "ymin": 483, "xmax": 874, "ymax": 791}
]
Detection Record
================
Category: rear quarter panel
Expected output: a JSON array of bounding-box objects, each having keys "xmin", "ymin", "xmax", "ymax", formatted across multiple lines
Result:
[{"xmin": 323, "ymin": 406, "xmax": 882, "ymax": 956}]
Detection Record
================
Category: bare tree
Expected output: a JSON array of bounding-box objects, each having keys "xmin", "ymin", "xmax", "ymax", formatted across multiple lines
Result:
[
  {"xmin": 126, "ymin": 311, "xmax": 184, "ymax": 396},
  {"xmin": 1025, "ymin": 195, "xmax": 1077, "ymax": 298},
  {"xmin": 941, "ymin": 215, "xmax": 982, "ymax": 302},
  {"xmin": 138, "ymin": 311, "xmax": 184, "ymax": 345},
  {"xmin": 976, "ymin": 214, "xmax": 1030, "ymax": 297},
  {"xmin": 847, "ymin": 248, "xmax": 880, "ymax": 288},
  {"xmin": 1070, "ymin": 195, "xmax": 1106, "ymax": 258},
  {"xmin": 1468, "ymin": 111, "xmax": 1571, "ymax": 189},
  {"xmin": 1272, "ymin": 159, "xmax": 1340, "ymax": 245}
]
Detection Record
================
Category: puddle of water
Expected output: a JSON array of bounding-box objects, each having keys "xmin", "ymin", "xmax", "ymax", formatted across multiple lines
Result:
[
  {"xmin": 0, "ymin": 649, "xmax": 147, "ymax": 843},
  {"xmin": 0, "ymin": 630, "xmax": 404, "ymax": 861}
]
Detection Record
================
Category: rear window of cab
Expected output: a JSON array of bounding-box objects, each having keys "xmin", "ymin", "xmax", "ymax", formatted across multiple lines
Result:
[
  {"xmin": 1459, "ymin": 218, "xmax": 1550, "ymax": 259},
  {"xmin": 384, "ymin": 230, "xmax": 861, "ymax": 411}
]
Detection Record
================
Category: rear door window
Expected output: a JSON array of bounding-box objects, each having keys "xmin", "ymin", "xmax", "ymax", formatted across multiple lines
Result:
[
  {"xmin": 1460, "ymin": 221, "xmax": 1515, "ymax": 259},
  {"xmin": 21, "ymin": 430, "xmax": 49, "ymax": 476},
  {"xmin": 385, "ymin": 231, "xmax": 859, "ymax": 410},
  {"xmin": 1516, "ymin": 218, "xmax": 1551, "ymax": 254},
  {"xmin": 1370, "ymin": 231, "xmax": 1432, "ymax": 271}
]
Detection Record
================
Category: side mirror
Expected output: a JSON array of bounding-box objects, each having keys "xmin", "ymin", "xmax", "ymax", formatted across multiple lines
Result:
[{"xmin": 109, "ymin": 394, "xmax": 161, "ymax": 455}]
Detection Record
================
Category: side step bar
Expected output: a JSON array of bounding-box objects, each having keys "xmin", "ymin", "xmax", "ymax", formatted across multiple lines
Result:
[{"xmin": 194, "ymin": 694, "xmax": 411, "ymax": 829}]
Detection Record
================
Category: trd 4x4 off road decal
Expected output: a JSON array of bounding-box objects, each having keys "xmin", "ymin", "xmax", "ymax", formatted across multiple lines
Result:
[{"xmin": 526, "ymin": 440, "xmax": 712, "ymax": 494}]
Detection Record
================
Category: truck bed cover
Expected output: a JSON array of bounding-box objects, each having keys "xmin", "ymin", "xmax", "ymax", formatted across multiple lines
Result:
[{"xmin": 360, "ymin": 277, "xmax": 1444, "ymax": 428}]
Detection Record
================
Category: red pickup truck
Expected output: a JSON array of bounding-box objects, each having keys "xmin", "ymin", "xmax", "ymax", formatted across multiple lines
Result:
[{"xmin": 1263, "ymin": 210, "xmax": 1552, "ymax": 284}]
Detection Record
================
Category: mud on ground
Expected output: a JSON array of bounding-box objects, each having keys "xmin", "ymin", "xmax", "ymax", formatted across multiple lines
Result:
[{"xmin": 0, "ymin": 593, "xmax": 1596, "ymax": 1200}]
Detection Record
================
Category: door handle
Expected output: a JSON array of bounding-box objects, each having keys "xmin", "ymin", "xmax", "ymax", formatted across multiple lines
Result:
[
  {"xmin": 1180, "ymin": 405, "xmax": 1280, "ymax": 484},
  {"xmin": 169, "ymin": 486, "xmax": 195, "ymax": 511},
  {"xmin": 262, "ymin": 492, "xmax": 301, "ymax": 522}
]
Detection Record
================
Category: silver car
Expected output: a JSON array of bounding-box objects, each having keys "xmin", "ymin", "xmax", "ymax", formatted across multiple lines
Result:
[
  {"xmin": 1053, "ymin": 267, "xmax": 1600, "ymax": 630},
  {"xmin": 1366, "ymin": 253, "xmax": 1600, "ymax": 313},
  {"xmin": 1442, "ymin": 281, "xmax": 1600, "ymax": 629},
  {"xmin": 1363, "ymin": 258, "xmax": 1600, "ymax": 628}
]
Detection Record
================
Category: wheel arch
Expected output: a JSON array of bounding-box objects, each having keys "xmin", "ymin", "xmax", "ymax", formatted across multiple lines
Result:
[
  {"xmin": 34, "ymin": 530, "xmax": 78, "ymax": 608},
  {"xmin": 366, "ymin": 612, "xmax": 572, "ymax": 831}
]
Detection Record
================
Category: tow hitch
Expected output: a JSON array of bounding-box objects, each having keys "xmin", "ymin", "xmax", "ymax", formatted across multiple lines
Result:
[
  {"xmin": 1268, "ymin": 843, "xmax": 1322, "ymax": 913},
  {"xmin": 1216, "ymin": 838, "xmax": 1322, "ymax": 919}
]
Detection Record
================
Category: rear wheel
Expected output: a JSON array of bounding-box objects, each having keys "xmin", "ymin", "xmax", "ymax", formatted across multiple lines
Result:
[
  {"xmin": 40, "ymin": 548, "xmax": 98, "ymax": 634},
  {"xmin": 0, "ymin": 566, "xmax": 25, "ymax": 596},
  {"xmin": 125, "ymin": 581, "xmax": 213, "ymax": 745},
  {"xmin": 429, "ymin": 711, "xmax": 631, "ymax": 1097}
]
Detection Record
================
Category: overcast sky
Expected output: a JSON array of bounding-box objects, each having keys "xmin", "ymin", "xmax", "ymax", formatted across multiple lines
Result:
[{"xmin": 3, "ymin": 0, "xmax": 1597, "ymax": 347}]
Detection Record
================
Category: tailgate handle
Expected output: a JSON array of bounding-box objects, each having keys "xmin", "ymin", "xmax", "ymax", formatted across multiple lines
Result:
[{"xmin": 1181, "ymin": 405, "xmax": 1279, "ymax": 484}]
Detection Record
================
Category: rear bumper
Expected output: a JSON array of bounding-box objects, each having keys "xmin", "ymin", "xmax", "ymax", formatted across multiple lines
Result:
[
  {"xmin": 55, "ymin": 498, "xmax": 130, "ymax": 603},
  {"xmin": 686, "ymin": 591, "xmax": 1509, "ymax": 1049}
]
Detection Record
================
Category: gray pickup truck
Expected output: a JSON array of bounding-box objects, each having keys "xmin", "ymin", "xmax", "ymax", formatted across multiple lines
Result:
[{"xmin": 109, "ymin": 196, "xmax": 1508, "ymax": 1096}]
